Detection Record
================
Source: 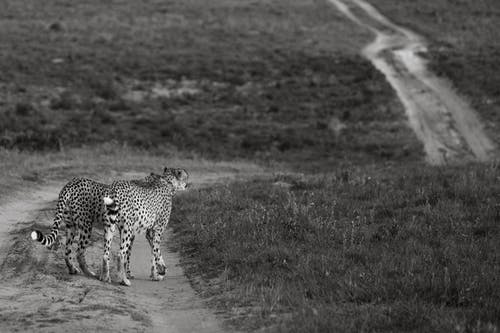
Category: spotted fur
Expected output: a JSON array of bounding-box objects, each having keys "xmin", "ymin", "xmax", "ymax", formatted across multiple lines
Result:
[
  {"xmin": 100, "ymin": 167, "xmax": 189, "ymax": 286},
  {"xmin": 31, "ymin": 178, "xmax": 108, "ymax": 277}
]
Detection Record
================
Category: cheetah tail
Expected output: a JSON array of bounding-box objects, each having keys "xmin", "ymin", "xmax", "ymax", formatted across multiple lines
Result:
[
  {"xmin": 30, "ymin": 228, "xmax": 58, "ymax": 247},
  {"xmin": 103, "ymin": 196, "xmax": 119, "ymax": 223},
  {"xmin": 31, "ymin": 199, "xmax": 66, "ymax": 247}
]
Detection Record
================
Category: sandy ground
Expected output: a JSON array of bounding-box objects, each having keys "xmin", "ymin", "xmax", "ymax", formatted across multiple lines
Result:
[
  {"xmin": 0, "ymin": 167, "xmax": 263, "ymax": 332},
  {"xmin": 330, "ymin": 0, "xmax": 497, "ymax": 164}
]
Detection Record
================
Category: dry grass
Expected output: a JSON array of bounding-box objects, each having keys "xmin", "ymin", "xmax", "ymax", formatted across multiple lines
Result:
[{"xmin": 171, "ymin": 163, "xmax": 500, "ymax": 332}]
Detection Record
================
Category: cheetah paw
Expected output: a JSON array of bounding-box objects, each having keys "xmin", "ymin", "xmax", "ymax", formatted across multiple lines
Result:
[
  {"xmin": 157, "ymin": 264, "xmax": 166, "ymax": 276},
  {"xmin": 86, "ymin": 270, "xmax": 97, "ymax": 278},
  {"xmin": 99, "ymin": 274, "xmax": 111, "ymax": 283},
  {"xmin": 120, "ymin": 278, "xmax": 131, "ymax": 286},
  {"xmin": 68, "ymin": 267, "xmax": 82, "ymax": 275},
  {"xmin": 150, "ymin": 274, "xmax": 165, "ymax": 281}
]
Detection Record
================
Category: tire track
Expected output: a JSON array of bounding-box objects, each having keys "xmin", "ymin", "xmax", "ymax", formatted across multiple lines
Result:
[{"xmin": 330, "ymin": 0, "xmax": 497, "ymax": 164}]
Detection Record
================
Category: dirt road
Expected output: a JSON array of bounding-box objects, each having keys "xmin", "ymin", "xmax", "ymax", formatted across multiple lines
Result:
[
  {"xmin": 330, "ymin": 0, "xmax": 497, "ymax": 164},
  {"xmin": 0, "ymin": 168, "xmax": 261, "ymax": 332}
]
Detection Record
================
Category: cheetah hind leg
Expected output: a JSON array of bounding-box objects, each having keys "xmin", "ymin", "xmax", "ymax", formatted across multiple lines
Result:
[
  {"xmin": 65, "ymin": 226, "xmax": 81, "ymax": 275},
  {"xmin": 65, "ymin": 257, "xmax": 81, "ymax": 275},
  {"xmin": 125, "ymin": 235, "xmax": 135, "ymax": 279},
  {"xmin": 76, "ymin": 225, "xmax": 97, "ymax": 277},
  {"xmin": 77, "ymin": 254, "xmax": 96, "ymax": 278},
  {"xmin": 117, "ymin": 227, "xmax": 132, "ymax": 286},
  {"xmin": 100, "ymin": 224, "xmax": 115, "ymax": 283},
  {"xmin": 76, "ymin": 247, "xmax": 95, "ymax": 277}
]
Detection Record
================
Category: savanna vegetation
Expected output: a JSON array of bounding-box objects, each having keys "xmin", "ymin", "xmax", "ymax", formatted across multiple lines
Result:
[
  {"xmin": 0, "ymin": 0, "xmax": 498, "ymax": 332},
  {"xmin": 171, "ymin": 164, "xmax": 500, "ymax": 332},
  {"xmin": 0, "ymin": 0, "xmax": 422, "ymax": 170}
]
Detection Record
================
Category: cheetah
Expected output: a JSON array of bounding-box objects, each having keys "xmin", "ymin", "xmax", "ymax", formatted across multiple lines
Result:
[
  {"xmin": 31, "ymin": 178, "xmax": 108, "ymax": 277},
  {"xmin": 101, "ymin": 167, "xmax": 189, "ymax": 286},
  {"xmin": 30, "ymin": 172, "xmax": 169, "ymax": 278}
]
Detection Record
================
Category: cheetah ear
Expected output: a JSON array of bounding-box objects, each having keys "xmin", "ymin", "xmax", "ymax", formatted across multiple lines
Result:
[{"xmin": 175, "ymin": 168, "xmax": 189, "ymax": 181}]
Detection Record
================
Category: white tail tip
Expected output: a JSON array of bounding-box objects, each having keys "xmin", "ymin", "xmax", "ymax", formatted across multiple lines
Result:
[
  {"xmin": 103, "ymin": 197, "xmax": 113, "ymax": 205},
  {"xmin": 31, "ymin": 231, "xmax": 38, "ymax": 240}
]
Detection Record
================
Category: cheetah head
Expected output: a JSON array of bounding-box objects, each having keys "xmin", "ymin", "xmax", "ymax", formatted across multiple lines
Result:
[{"xmin": 162, "ymin": 167, "xmax": 189, "ymax": 191}]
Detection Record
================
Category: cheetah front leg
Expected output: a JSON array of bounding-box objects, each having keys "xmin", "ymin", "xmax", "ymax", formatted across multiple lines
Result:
[
  {"xmin": 99, "ymin": 223, "xmax": 115, "ymax": 283},
  {"xmin": 150, "ymin": 230, "xmax": 164, "ymax": 281}
]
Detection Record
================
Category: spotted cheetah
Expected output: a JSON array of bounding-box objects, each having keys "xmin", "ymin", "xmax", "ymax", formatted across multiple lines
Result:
[
  {"xmin": 30, "ymin": 172, "xmax": 170, "ymax": 278},
  {"xmin": 31, "ymin": 178, "xmax": 108, "ymax": 277},
  {"xmin": 101, "ymin": 167, "xmax": 189, "ymax": 286}
]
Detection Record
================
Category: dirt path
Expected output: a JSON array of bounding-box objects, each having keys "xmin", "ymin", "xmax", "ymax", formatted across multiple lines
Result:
[
  {"xmin": 330, "ymin": 0, "xmax": 496, "ymax": 164},
  {"xmin": 0, "ymin": 168, "xmax": 261, "ymax": 332}
]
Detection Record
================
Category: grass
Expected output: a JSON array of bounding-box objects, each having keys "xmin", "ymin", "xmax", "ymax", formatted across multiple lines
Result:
[
  {"xmin": 171, "ymin": 163, "xmax": 500, "ymax": 332},
  {"xmin": 0, "ymin": 0, "xmax": 423, "ymax": 170},
  {"xmin": 370, "ymin": 0, "xmax": 500, "ymax": 148},
  {"xmin": 1, "ymin": 0, "xmax": 499, "ymax": 332}
]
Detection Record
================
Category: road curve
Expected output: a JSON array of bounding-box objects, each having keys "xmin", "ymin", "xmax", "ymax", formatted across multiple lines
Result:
[{"xmin": 330, "ymin": 0, "xmax": 496, "ymax": 164}]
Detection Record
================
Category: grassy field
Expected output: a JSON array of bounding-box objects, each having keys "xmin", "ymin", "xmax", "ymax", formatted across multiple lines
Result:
[
  {"xmin": 0, "ymin": 0, "xmax": 423, "ymax": 170},
  {"xmin": 171, "ymin": 164, "xmax": 500, "ymax": 332},
  {"xmin": 371, "ymin": 0, "xmax": 500, "ymax": 148},
  {"xmin": 1, "ymin": 0, "xmax": 499, "ymax": 332}
]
